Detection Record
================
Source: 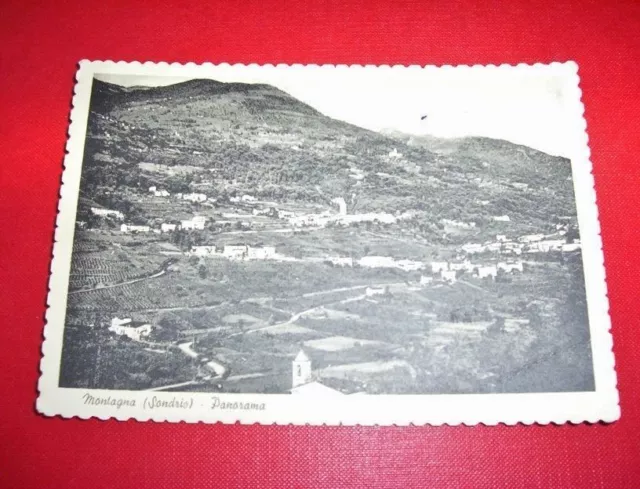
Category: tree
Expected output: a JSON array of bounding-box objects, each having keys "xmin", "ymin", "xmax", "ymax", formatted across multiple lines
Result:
[{"xmin": 198, "ymin": 264, "xmax": 208, "ymax": 279}]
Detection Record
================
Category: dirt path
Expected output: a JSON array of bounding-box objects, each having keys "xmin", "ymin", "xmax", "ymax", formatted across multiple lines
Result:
[
  {"xmin": 145, "ymin": 380, "xmax": 199, "ymax": 392},
  {"xmin": 177, "ymin": 342, "xmax": 227, "ymax": 377},
  {"xmin": 233, "ymin": 281, "xmax": 406, "ymax": 337}
]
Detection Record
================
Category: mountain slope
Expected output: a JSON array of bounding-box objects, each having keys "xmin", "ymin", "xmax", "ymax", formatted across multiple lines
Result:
[{"xmin": 81, "ymin": 77, "xmax": 577, "ymax": 236}]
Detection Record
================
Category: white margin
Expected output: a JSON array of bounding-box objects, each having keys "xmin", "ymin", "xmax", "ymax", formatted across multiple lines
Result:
[{"xmin": 37, "ymin": 60, "xmax": 619, "ymax": 425}]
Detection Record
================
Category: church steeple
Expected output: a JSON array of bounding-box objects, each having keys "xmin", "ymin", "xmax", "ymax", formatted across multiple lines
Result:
[{"xmin": 292, "ymin": 349, "xmax": 312, "ymax": 388}]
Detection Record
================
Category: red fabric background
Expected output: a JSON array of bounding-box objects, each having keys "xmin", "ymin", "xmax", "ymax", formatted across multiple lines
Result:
[{"xmin": 1, "ymin": 1, "xmax": 639, "ymax": 487}]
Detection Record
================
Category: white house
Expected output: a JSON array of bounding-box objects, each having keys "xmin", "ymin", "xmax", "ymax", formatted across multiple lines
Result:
[
  {"xmin": 536, "ymin": 239, "xmax": 566, "ymax": 252},
  {"xmin": 450, "ymin": 260, "xmax": 473, "ymax": 272},
  {"xmin": 496, "ymin": 234, "xmax": 508, "ymax": 242},
  {"xmin": 149, "ymin": 186, "xmax": 157, "ymax": 193},
  {"xmin": 440, "ymin": 270, "xmax": 457, "ymax": 283},
  {"xmin": 182, "ymin": 193, "xmax": 207, "ymax": 203},
  {"xmin": 241, "ymin": 194, "xmax": 257, "ymax": 202},
  {"xmin": 395, "ymin": 260, "xmax": 425, "ymax": 272},
  {"xmin": 161, "ymin": 223, "xmax": 177, "ymax": 233},
  {"xmin": 485, "ymin": 242, "xmax": 503, "ymax": 252},
  {"xmin": 519, "ymin": 234, "xmax": 545, "ymax": 243},
  {"xmin": 388, "ymin": 148, "xmax": 402, "ymax": 159},
  {"xmin": 431, "ymin": 261, "xmax": 449, "ymax": 273},
  {"xmin": 278, "ymin": 210, "xmax": 295, "ymax": 219},
  {"xmin": 492, "ymin": 215, "xmax": 511, "ymax": 222},
  {"xmin": 562, "ymin": 243, "xmax": 581, "ymax": 252},
  {"xmin": 109, "ymin": 317, "xmax": 152, "ymax": 341},
  {"xmin": 90, "ymin": 207, "xmax": 124, "ymax": 220},
  {"xmin": 420, "ymin": 275, "xmax": 434, "ymax": 285},
  {"xmin": 247, "ymin": 246, "xmax": 276, "ymax": 260},
  {"xmin": 154, "ymin": 189, "xmax": 170, "ymax": 197},
  {"xmin": 359, "ymin": 256, "xmax": 396, "ymax": 268},
  {"xmin": 462, "ymin": 243, "xmax": 486, "ymax": 254},
  {"xmin": 497, "ymin": 261, "xmax": 524, "ymax": 273},
  {"xmin": 229, "ymin": 196, "xmax": 241, "ymax": 203},
  {"xmin": 191, "ymin": 245, "xmax": 217, "ymax": 256},
  {"xmin": 222, "ymin": 245, "xmax": 248, "ymax": 260},
  {"xmin": 336, "ymin": 213, "xmax": 396, "ymax": 226},
  {"xmin": 180, "ymin": 215, "xmax": 207, "ymax": 230},
  {"xmin": 331, "ymin": 197, "xmax": 347, "ymax": 216},
  {"xmin": 326, "ymin": 257, "xmax": 353, "ymax": 267},
  {"xmin": 365, "ymin": 286, "xmax": 386, "ymax": 297},
  {"xmin": 475, "ymin": 265, "xmax": 498, "ymax": 279},
  {"xmin": 120, "ymin": 224, "xmax": 150, "ymax": 233}
]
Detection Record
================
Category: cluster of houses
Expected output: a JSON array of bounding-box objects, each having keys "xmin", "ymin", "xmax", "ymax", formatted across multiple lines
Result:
[
  {"xmin": 427, "ymin": 259, "xmax": 525, "ymax": 284},
  {"xmin": 190, "ymin": 244, "xmax": 277, "ymax": 261},
  {"xmin": 109, "ymin": 317, "xmax": 153, "ymax": 342},
  {"xmin": 289, "ymin": 211, "xmax": 397, "ymax": 228},
  {"xmin": 460, "ymin": 233, "xmax": 581, "ymax": 256},
  {"xmin": 149, "ymin": 186, "xmax": 208, "ymax": 203},
  {"xmin": 230, "ymin": 194, "xmax": 257, "ymax": 203},
  {"xmin": 119, "ymin": 215, "xmax": 207, "ymax": 234},
  {"xmin": 90, "ymin": 207, "xmax": 124, "ymax": 220}
]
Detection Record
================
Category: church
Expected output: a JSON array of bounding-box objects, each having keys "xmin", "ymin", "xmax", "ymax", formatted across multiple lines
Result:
[{"xmin": 290, "ymin": 349, "xmax": 347, "ymax": 396}]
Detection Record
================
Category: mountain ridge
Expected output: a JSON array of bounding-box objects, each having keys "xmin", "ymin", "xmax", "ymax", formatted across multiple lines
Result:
[{"xmin": 81, "ymin": 77, "xmax": 577, "ymax": 238}]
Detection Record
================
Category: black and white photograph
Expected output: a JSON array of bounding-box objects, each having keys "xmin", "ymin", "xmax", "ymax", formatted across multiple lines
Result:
[{"xmin": 38, "ymin": 62, "xmax": 618, "ymax": 424}]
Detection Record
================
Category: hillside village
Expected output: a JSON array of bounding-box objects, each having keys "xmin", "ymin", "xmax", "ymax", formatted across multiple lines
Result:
[{"xmin": 59, "ymin": 77, "xmax": 593, "ymax": 396}]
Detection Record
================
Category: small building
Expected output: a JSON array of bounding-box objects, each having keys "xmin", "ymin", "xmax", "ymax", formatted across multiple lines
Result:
[
  {"xmin": 450, "ymin": 260, "xmax": 473, "ymax": 272},
  {"xmin": 109, "ymin": 317, "xmax": 152, "ymax": 341},
  {"xmin": 191, "ymin": 245, "xmax": 217, "ymax": 256},
  {"xmin": 241, "ymin": 195, "xmax": 257, "ymax": 202},
  {"xmin": 180, "ymin": 215, "xmax": 207, "ymax": 230},
  {"xmin": 331, "ymin": 197, "xmax": 347, "ymax": 216},
  {"xmin": 120, "ymin": 224, "xmax": 150, "ymax": 233},
  {"xmin": 154, "ymin": 189, "xmax": 170, "ymax": 197},
  {"xmin": 431, "ymin": 261, "xmax": 449, "ymax": 274},
  {"xmin": 496, "ymin": 234, "xmax": 508, "ymax": 242},
  {"xmin": 485, "ymin": 242, "xmax": 503, "ymax": 252},
  {"xmin": 182, "ymin": 193, "xmax": 207, "ymax": 203},
  {"xmin": 440, "ymin": 270, "xmax": 457, "ymax": 283},
  {"xmin": 90, "ymin": 207, "xmax": 124, "ymax": 220},
  {"xmin": 222, "ymin": 245, "xmax": 248, "ymax": 260},
  {"xmin": 278, "ymin": 210, "xmax": 295, "ymax": 219},
  {"xmin": 365, "ymin": 286, "xmax": 386, "ymax": 297},
  {"xmin": 419, "ymin": 275, "xmax": 434, "ymax": 285},
  {"xmin": 161, "ymin": 223, "xmax": 177, "ymax": 233},
  {"xmin": 518, "ymin": 234, "xmax": 545, "ymax": 243},
  {"xmin": 247, "ymin": 246, "xmax": 276, "ymax": 260},
  {"xmin": 388, "ymin": 148, "xmax": 402, "ymax": 159},
  {"xmin": 359, "ymin": 256, "xmax": 396, "ymax": 269},
  {"xmin": 149, "ymin": 186, "xmax": 157, "ymax": 193},
  {"xmin": 492, "ymin": 215, "xmax": 511, "ymax": 222},
  {"xmin": 475, "ymin": 265, "xmax": 498, "ymax": 279},
  {"xmin": 395, "ymin": 259, "xmax": 424, "ymax": 272},
  {"xmin": 562, "ymin": 243, "xmax": 581, "ymax": 252},
  {"xmin": 497, "ymin": 261, "xmax": 524, "ymax": 273},
  {"xmin": 326, "ymin": 257, "xmax": 353, "ymax": 267},
  {"xmin": 536, "ymin": 239, "xmax": 566, "ymax": 252},
  {"xmin": 461, "ymin": 243, "xmax": 486, "ymax": 254}
]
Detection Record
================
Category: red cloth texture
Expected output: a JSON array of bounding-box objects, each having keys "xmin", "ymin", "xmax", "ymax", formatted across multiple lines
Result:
[{"xmin": 1, "ymin": 0, "xmax": 639, "ymax": 487}]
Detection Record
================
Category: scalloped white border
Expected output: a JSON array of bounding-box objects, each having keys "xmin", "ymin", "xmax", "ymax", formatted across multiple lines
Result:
[{"xmin": 37, "ymin": 60, "xmax": 619, "ymax": 425}]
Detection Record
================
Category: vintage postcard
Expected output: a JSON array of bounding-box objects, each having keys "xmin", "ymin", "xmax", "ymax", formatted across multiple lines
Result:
[{"xmin": 38, "ymin": 60, "xmax": 618, "ymax": 424}]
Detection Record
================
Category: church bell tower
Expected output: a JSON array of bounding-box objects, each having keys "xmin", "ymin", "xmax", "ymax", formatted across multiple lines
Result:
[{"xmin": 292, "ymin": 349, "xmax": 312, "ymax": 388}]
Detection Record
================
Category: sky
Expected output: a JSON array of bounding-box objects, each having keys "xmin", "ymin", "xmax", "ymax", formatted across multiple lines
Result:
[{"xmin": 95, "ymin": 67, "xmax": 575, "ymax": 158}]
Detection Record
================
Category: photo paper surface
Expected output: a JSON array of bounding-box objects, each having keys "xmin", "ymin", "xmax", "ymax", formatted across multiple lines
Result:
[{"xmin": 38, "ymin": 61, "xmax": 618, "ymax": 424}]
